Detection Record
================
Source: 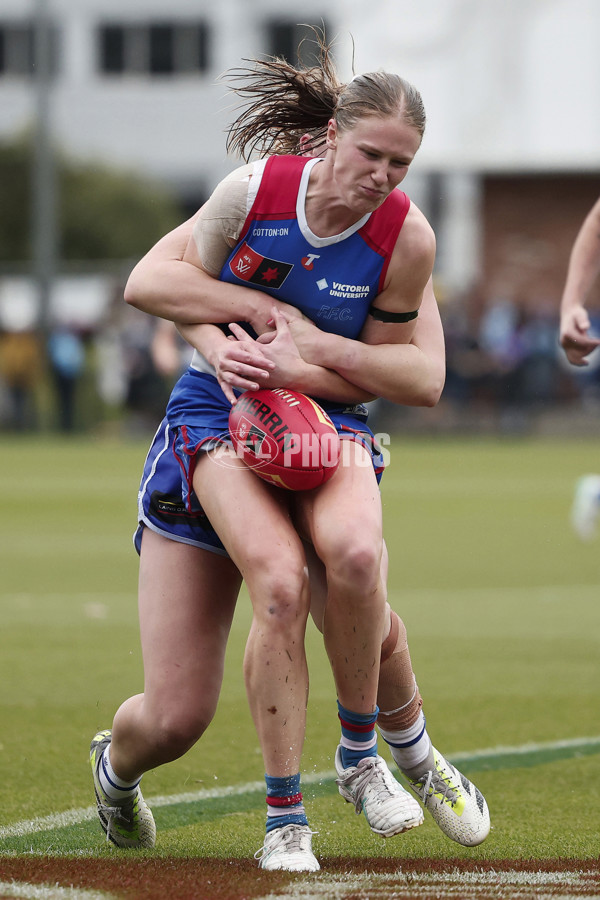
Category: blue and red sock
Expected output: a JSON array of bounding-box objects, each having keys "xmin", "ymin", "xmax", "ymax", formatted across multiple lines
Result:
[
  {"xmin": 337, "ymin": 700, "xmax": 379, "ymax": 769},
  {"xmin": 265, "ymin": 773, "xmax": 308, "ymax": 833}
]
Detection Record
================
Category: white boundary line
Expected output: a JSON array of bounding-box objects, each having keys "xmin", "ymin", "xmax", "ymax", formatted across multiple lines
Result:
[
  {"xmin": 1, "ymin": 736, "xmax": 599, "ymax": 842},
  {"xmin": 448, "ymin": 734, "xmax": 600, "ymax": 764},
  {"xmin": 257, "ymin": 869, "xmax": 600, "ymax": 900},
  {"xmin": 0, "ymin": 883, "xmax": 115, "ymax": 900},
  {"xmin": 0, "ymin": 771, "xmax": 329, "ymax": 841}
]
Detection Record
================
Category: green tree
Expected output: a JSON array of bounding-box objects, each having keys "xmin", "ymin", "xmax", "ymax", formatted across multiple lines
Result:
[
  {"xmin": 0, "ymin": 135, "xmax": 184, "ymax": 263},
  {"xmin": 0, "ymin": 139, "xmax": 30, "ymax": 262}
]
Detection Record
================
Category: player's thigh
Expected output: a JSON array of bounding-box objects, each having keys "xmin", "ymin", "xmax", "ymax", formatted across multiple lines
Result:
[
  {"xmin": 296, "ymin": 439, "xmax": 383, "ymax": 564},
  {"xmin": 192, "ymin": 450, "xmax": 307, "ymax": 589},
  {"xmin": 304, "ymin": 541, "xmax": 326, "ymax": 632},
  {"xmin": 138, "ymin": 527, "xmax": 241, "ymax": 707}
]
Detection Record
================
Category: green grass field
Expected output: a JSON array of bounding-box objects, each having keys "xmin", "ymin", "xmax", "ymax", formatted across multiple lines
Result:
[{"xmin": 0, "ymin": 434, "xmax": 599, "ymax": 896}]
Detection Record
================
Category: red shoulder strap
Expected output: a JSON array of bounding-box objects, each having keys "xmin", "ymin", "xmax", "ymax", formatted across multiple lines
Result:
[
  {"xmin": 361, "ymin": 189, "xmax": 410, "ymax": 253},
  {"xmin": 360, "ymin": 190, "xmax": 411, "ymax": 290},
  {"xmin": 249, "ymin": 155, "xmax": 307, "ymax": 221}
]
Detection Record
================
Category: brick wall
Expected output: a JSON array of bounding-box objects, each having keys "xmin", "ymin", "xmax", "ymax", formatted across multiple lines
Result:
[{"xmin": 482, "ymin": 174, "xmax": 600, "ymax": 309}]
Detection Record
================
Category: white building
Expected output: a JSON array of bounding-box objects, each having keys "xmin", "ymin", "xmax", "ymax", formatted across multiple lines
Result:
[
  {"xmin": 1, "ymin": 0, "xmax": 599, "ymax": 307},
  {"xmin": 0, "ymin": 1, "xmax": 341, "ymax": 204}
]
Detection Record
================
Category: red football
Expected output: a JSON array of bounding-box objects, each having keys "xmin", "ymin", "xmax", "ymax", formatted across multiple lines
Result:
[{"xmin": 228, "ymin": 388, "xmax": 341, "ymax": 490}]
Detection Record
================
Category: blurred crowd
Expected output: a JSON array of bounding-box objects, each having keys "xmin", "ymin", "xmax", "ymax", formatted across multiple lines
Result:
[
  {"xmin": 441, "ymin": 290, "xmax": 600, "ymax": 427},
  {"xmin": 0, "ymin": 285, "xmax": 598, "ymax": 436},
  {"xmin": 0, "ymin": 286, "xmax": 189, "ymax": 435}
]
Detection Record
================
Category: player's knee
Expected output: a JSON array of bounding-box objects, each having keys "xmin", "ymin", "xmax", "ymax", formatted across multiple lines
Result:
[
  {"xmin": 249, "ymin": 558, "xmax": 310, "ymax": 632},
  {"xmin": 151, "ymin": 708, "xmax": 213, "ymax": 760},
  {"xmin": 327, "ymin": 533, "xmax": 382, "ymax": 592}
]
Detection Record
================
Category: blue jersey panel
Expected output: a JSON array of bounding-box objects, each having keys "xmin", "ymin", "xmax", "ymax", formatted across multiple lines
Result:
[
  {"xmin": 219, "ymin": 155, "xmax": 409, "ymax": 340},
  {"xmin": 162, "ymin": 156, "xmax": 402, "ymax": 516},
  {"xmin": 222, "ymin": 219, "xmax": 380, "ymax": 339}
]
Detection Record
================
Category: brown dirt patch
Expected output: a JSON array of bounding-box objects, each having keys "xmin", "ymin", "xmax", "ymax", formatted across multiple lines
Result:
[{"xmin": 0, "ymin": 857, "xmax": 599, "ymax": 900}]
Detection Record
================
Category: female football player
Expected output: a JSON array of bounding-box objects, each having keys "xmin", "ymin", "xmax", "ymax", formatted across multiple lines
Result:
[{"xmin": 90, "ymin": 33, "xmax": 489, "ymax": 870}]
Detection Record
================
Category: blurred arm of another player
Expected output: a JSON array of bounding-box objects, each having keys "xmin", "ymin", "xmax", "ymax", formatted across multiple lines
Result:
[{"xmin": 560, "ymin": 196, "xmax": 600, "ymax": 366}]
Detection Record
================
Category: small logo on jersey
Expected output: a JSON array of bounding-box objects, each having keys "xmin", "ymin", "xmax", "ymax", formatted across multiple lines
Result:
[
  {"xmin": 252, "ymin": 227, "xmax": 289, "ymax": 237},
  {"xmin": 330, "ymin": 282, "xmax": 371, "ymax": 299},
  {"xmin": 230, "ymin": 243, "xmax": 292, "ymax": 289},
  {"xmin": 316, "ymin": 278, "xmax": 329, "ymax": 291},
  {"xmin": 302, "ymin": 253, "xmax": 320, "ymax": 271},
  {"xmin": 318, "ymin": 306, "xmax": 353, "ymax": 321}
]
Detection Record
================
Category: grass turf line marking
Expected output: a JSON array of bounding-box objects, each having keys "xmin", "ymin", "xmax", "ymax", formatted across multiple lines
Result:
[
  {"xmin": 1, "ymin": 736, "xmax": 599, "ymax": 842},
  {"xmin": 447, "ymin": 735, "xmax": 600, "ymax": 773},
  {"xmin": 0, "ymin": 775, "xmax": 327, "ymax": 840},
  {"xmin": 0, "ymin": 882, "xmax": 115, "ymax": 900},
  {"xmin": 258, "ymin": 869, "xmax": 600, "ymax": 900}
]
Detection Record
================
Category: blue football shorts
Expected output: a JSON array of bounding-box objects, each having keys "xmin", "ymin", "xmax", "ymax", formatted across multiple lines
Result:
[
  {"xmin": 136, "ymin": 376, "xmax": 385, "ymax": 558},
  {"xmin": 134, "ymin": 417, "xmax": 229, "ymax": 556}
]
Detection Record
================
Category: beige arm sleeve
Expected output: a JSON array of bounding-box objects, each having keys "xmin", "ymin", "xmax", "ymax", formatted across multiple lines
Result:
[{"xmin": 191, "ymin": 161, "xmax": 265, "ymax": 276}]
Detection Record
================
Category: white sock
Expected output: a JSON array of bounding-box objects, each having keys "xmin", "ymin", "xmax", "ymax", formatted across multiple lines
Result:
[
  {"xmin": 98, "ymin": 747, "xmax": 140, "ymax": 802},
  {"xmin": 379, "ymin": 710, "xmax": 433, "ymax": 777}
]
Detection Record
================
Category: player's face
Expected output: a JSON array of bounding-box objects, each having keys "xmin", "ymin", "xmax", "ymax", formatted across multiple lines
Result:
[{"xmin": 327, "ymin": 114, "xmax": 421, "ymax": 213}]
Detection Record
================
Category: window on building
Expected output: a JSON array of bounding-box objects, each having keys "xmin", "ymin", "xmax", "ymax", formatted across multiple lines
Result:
[
  {"xmin": 100, "ymin": 26, "xmax": 125, "ymax": 74},
  {"xmin": 266, "ymin": 21, "xmax": 330, "ymax": 66},
  {"xmin": 149, "ymin": 25, "xmax": 173, "ymax": 75},
  {"xmin": 98, "ymin": 21, "xmax": 209, "ymax": 76},
  {"xmin": 0, "ymin": 20, "xmax": 59, "ymax": 78}
]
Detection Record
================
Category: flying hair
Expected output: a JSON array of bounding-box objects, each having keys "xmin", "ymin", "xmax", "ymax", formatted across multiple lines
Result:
[{"xmin": 223, "ymin": 26, "xmax": 425, "ymax": 162}]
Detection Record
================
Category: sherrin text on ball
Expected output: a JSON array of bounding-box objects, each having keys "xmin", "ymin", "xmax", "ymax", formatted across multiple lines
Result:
[{"xmin": 229, "ymin": 388, "xmax": 340, "ymax": 490}]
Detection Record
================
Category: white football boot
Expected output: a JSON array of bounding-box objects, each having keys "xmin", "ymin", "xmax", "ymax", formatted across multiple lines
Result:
[
  {"xmin": 335, "ymin": 746, "xmax": 424, "ymax": 837},
  {"xmin": 90, "ymin": 730, "xmax": 156, "ymax": 849},
  {"xmin": 405, "ymin": 746, "xmax": 490, "ymax": 846},
  {"xmin": 255, "ymin": 824, "xmax": 320, "ymax": 871}
]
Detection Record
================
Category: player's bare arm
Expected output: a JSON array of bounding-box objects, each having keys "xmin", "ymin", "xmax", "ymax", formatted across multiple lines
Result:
[
  {"xmin": 125, "ymin": 221, "xmax": 282, "ymax": 334},
  {"xmin": 559, "ymin": 197, "xmax": 600, "ymax": 366},
  {"xmin": 365, "ymin": 203, "xmax": 436, "ymax": 344},
  {"xmin": 180, "ymin": 322, "xmax": 274, "ymax": 405},
  {"xmin": 231, "ymin": 311, "xmax": 376, "ymax": 404},
  {"xmin": 280, "ymin": 278, "xmax": 444, "ymax": 407},
  {"xmin": 179, "ymin": 314, "xmax": 374, "ymax": 406},
  {"xmin": 275, "ymin": 208, "xmax": 443, "ymax": 406},
  {"xmin": 124, "ymin": 176, "xmax": 301, "ymax": 334}
]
